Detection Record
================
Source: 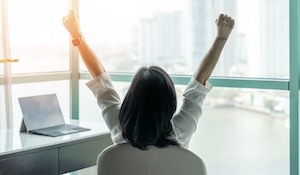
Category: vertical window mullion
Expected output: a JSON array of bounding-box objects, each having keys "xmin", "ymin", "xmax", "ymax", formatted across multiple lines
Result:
[
  {"xmin": 290, "ymin": 0, "xmax": 300, "ymax": 174},
  {"xmin": 1, "ymin": 0, "xmax": 13, "ymax": 129},
  {"xmin": 69, "ymin": 0, "xmax": 80, "ymax": 119}
]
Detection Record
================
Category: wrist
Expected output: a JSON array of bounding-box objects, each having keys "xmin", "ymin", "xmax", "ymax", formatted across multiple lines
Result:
[
  {"xmin": 216, "ymin": 36, "xmax": 228, "ymax": 42},
  {"xmin": 72, "ymin": 36, "xmax": 85, "ymax": 46},
  {"xmin": 71, "ymin": 31, "xmax": 83, "ymax": 39}
]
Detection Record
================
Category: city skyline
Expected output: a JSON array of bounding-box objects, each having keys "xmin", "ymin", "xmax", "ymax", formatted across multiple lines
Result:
[
  {"xmin": 1, "ymin": 0, "xmax": 289, "ymax": 78},
  {"xmin": 133, "ymin": 0, "xmax": 288, "ymax": 77}
]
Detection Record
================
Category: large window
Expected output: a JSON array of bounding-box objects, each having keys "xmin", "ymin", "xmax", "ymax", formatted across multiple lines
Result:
[
  {"xmin": 190, "ymin": 88, "xmax": 289, "ymax": 175},
  {"xmin": 8, "ymin": 0, "xmax": 69, "ymax": 74},
  {"xmin": 0, "ymin": 86, "xmax": 5, "ymax": 129},
  {"xmin": 80, "ymin": 0, "xmax": 289, "ymax": 78},
  {"xmin": 79, "ymin": 81, "xmax": 290, "ymax": 175},
  {"xmin": 0, "ymin": 0, "xmax": 297, "ymax": 175},
  {"xmin": 0, "ymin": 13, "xmax": 3, "ymax": 76},
  {"xmin": 0, "ymin": 7, "xmax": 3, "ymax": 129}
]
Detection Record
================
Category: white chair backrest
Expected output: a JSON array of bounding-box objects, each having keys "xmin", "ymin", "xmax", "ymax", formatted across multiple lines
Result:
[{"xmin": 97, "ymin": 143, "xmax": 206, "ymax": 175}]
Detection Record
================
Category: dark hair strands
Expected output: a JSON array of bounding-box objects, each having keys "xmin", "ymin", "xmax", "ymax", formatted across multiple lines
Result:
[{"xmin": 119, "ymin": 66, "xmax": 178, "ymax": 150}]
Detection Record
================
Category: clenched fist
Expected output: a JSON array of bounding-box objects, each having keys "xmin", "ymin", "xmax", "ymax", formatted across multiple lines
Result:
[
  {"xmin": 215, "ymin": 14, "xmax": 234, "ymax": 40},
  {"xmin": 62, "ymin": 10, "xmax": 82, "ymax": 39}
]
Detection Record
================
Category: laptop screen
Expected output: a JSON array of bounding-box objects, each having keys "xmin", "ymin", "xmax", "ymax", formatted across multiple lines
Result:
[{"xmin": 18, "ymin": 94, "xmax": 65, "ymax": 131}]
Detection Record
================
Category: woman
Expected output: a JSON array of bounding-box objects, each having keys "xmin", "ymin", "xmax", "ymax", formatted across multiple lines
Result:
[{"xmin": 63, "ymin": 11, "xmax": 234, "ymax": 150}]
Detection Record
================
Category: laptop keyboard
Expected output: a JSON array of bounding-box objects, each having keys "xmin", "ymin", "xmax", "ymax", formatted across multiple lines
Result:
[{"xmin": 31, "ymin": 124, "xmax": 78, "ymax": 134}]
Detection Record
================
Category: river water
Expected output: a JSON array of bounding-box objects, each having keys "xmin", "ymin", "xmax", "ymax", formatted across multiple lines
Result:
[{"xmin": 189, "ymin": 107, "xmax": 289, "ymax": 175}]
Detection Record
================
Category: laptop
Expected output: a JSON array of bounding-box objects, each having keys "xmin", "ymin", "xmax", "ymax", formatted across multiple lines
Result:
[{"xmin": 18, "ymin": 94, "xmax": 90, "ymax": 137}]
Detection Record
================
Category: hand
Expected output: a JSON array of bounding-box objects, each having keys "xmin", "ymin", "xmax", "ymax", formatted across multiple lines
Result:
[
  {"xmin": 215, "ymin": 14, "xmax": 234, "ymax": 40},
  {"xmin": 62, "ymin": 10, "xmax": 82, "ymax": 38}
]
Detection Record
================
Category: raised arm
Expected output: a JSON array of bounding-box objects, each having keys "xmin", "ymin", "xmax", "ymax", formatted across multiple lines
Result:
[
  {"xmin": 194, "ymin": 14, "xmax": 234, "ymax": 85},
  {"xmin": 62, "ymin": 10, "xmax": 105, "ymax": 77}
]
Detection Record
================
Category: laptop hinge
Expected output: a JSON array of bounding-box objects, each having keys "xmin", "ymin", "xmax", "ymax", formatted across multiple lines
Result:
[{"xmin": 19, "ymin": 118, "xmax": 28, "ymax": 132}]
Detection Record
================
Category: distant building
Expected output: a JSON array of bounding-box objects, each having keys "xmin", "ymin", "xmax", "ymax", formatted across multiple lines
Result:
[
  {"xmin": 188, "ymin": 0, "xmax": 209, "ymax": 74},
  {"xmin": 189, "ymin": 0, "xmax": 243, "ymax": 76},
  {"xmin": 259, "ymin": 0, "xmax": 288, "ymax": 78},
  {"xmin": 137, "ymin": 11, "xmax": 186, "ymax": 72},
  {"xmin": 139, "ymin": 18, "xmax": 156, "ymax": 65}
]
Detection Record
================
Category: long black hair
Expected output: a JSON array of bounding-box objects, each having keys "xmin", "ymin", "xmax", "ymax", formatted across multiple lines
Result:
[{"xmin": 119, "ymin": 66, "xmax": 178, "ymax": 150}]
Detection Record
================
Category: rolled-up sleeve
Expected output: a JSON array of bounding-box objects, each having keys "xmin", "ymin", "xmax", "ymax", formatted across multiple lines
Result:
[
  {"xmin": 171, "ymin": 77, "xmax": 212, "ymax": 145},
  {"xmin": 86, "ymin": 72, "xmax": 124, "ymax": 143}
]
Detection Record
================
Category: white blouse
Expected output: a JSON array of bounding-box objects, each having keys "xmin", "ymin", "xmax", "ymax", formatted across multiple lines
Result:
[{"xmin": 86, "ymin": 72, "xmax": 212, "ymax": 148}]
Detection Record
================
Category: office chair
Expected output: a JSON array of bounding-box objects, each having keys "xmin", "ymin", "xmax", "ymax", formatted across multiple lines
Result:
[{"xmin": 97, "ymin": 143, "xmax": 206, "ymax": 175}]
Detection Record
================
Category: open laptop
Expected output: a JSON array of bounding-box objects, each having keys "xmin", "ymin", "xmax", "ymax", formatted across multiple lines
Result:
[{"xmin": 18, "ymin": 94, "xmax": 90, "ymax": 137}]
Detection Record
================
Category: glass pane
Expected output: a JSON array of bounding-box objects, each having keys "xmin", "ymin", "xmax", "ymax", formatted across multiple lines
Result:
[
  {"xmin": 0, "ymin": 8, "xmax": 3, "ymax": 76},
  {"xmin": 12, "ymin": 80, "xmax": 70, "ymax": 129},
  {"xmin": 0, "ymin": 85, "xmax": 5, "ymax": 129},
  {"xmin": 79, "ymin": 80, "xmax": 130, "ymax": 122},
  {"xmin": 0, "ymin": 2, "xmax": 4, "ymax": 129},
  {"xmin": 188, "ymin": 87, "xmax": 289, "ymax": 175},
  {"xmin": 8, "ymin": 0, "xmax": 69, "ymax": 74},
  {"xmin": 80, "ymin": 0, "xmax": 289, "ymax": 78},
  {"xmin": 80, "ymin": 78, "xmax": 289, "ymax": 174}
]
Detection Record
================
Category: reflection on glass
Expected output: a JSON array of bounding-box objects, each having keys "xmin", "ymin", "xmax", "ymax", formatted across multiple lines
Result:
[
  {"xmin": 8, "ymin": 0, "xmax": 69, "ymax": 74},
  {"xmin": 80, "ymin": 0, "xmax": 288, "ymax": 78}
]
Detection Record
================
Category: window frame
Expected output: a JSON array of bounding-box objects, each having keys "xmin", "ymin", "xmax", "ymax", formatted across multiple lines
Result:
[{"xmin": 289, "ymin": 0, "xmax": 299, "ymax": 174}]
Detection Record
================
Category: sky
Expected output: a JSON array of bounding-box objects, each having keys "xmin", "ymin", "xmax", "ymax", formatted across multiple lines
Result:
[{"xmin": 3, "ymin": 0, "xmax": 256, "ymax": 45}]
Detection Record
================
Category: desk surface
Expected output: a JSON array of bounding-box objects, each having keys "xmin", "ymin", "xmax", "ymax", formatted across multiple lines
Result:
[{"xmin": 0, "ymin": 120, "xmax": 110, "ymax": 157}]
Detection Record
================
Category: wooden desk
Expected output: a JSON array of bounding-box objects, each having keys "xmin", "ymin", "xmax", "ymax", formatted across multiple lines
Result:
[{"xmin": 0, "ymin": 120, "xmax": 113, "ymax": 175}]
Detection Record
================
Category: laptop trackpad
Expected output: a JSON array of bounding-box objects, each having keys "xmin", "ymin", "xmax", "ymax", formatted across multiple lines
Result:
[{"xmin": 60, "ymin": 129, "xmax": 78, "ymax": 134}]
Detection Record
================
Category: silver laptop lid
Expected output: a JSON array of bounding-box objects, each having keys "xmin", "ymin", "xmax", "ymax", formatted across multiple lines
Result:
[{"xmin": 18, "ymin": 94, "xmax": 65, "ymax": 131}]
